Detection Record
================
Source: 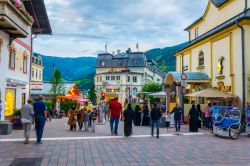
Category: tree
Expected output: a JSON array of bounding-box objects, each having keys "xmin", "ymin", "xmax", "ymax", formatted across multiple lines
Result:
[
  {"xmin": 50, "ymin": 69, "xmax": 65, "ymax": 110},
  {"xmin": 142, "ymin": 82, "xmax": 162, "ymax": 103},
  {"xmin": 88, "ymin": 85, "xmax": 96, "ymax": 105},
  {"xmin": 142, "ymin": 81, "xmax": 162, "ymax": 92}
]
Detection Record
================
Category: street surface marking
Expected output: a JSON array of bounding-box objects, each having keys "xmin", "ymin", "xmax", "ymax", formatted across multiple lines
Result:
[{"xmin": 0, "ymin": 132, "xmax": 205, "ymax": 142}]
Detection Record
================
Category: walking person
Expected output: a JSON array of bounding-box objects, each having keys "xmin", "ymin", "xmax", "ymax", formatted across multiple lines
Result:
[
  {"xmin": 142, "ymin": 104, "xmax": 150, "ymax": 126},
  {"xmin": 102, "ymin": 102, "xmax": 108, "ymax": 122},
  {"xmin": 83, "ymin": 108, "xmax": 89, "ymax": 132},
  {"xmin": 189, "ymin": 104, "xmax": 199, "ymax": 132},
  {"xmin": 109, "ymin": 97, "xmax": 122, "ymax": 135},
  {"xmin": 150, "ymin": 102, "xmax": 162, "ymax": 138},
  {"xmin": 123, "ymin": 104, "xmax": 134, "ymax": 137},
  {"xmin": 21, "ymin": 99, "xmax": 34, "ymax": 144},
  {"xmin": 134, "ymin": 104, "xmax": 142, "ymax": 126},
  {"xmin": 89, "ymin": 107, "xmax": 97, "ymax": 132},
  {"xmin": 85, "ymin": 102, "xmax": 92, "ymax": 126},
  {"xmin": 171, "ymin": 103, "xmax": 183, "ymax": 132},
  {"xmin": 77, "ymin": 108, "xmax": 84, "ymax": 130},
  {"xmin": 204, "ymin": 103, "xmax": 212, "ymax": 128},
  {"xmin": 68, "ymin": 106, "xmax": 77, "ymax": 131},
  {"xmin": 33, "ymin": 95, "xmax": 46, "ymax": 144},
  {"xmin": 197, "ymin": 104, "xmax": 202, "ymax": 128}
]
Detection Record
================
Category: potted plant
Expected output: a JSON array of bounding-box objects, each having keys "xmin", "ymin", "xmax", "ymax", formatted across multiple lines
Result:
[{"xmin": 10, "ymin": 109, "xmax": 23, "ymax": 130}]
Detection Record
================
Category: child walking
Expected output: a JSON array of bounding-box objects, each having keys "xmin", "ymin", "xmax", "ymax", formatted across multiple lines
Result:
[
  {"xmin": 68, "ymin": 106, "xmax": 77, "ymax": 131},
  {"xmin": 89, "ymin": 108, "xmax": 97, "ymax": 133},
  {"xmin": 83, "ymin": 109, "xmax": 89, "ymax": 132}
]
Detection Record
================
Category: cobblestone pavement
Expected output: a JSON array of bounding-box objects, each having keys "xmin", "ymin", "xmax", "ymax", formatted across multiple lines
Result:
[
  {"xmin": 0, "ymin": 118, "xmax": 194, "ymax": 139},
  {"xmin": 0, "ymin": 118, "xmax": 250, "ymax": 166}
]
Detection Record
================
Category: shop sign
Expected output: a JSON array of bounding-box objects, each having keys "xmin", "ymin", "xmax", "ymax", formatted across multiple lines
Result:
[
  {"xmin": 181, "ymin": 87, "xmax": 187, "ymax": 94},
  {"xmin": 181, "ymin": 73, "xmax": 187, "ymax": 80},
  {"xmin": 30, "ymin": 82, "xmax": 43, "ymax": 90},
  {"xmin": 181, "ymin": 80, "xmax": 187, "ymax": 87},
  {"xmin": 6, "ymin": 83, "xmax": 17, "ymax": 88}
]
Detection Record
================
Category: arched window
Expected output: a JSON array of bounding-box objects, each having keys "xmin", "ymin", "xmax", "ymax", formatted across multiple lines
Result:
[
  {"xmin": 198, "ymin": 51, "xmax": 204, "ymax": 66},
  {"xmin": 133, "ymin": 87, "xmax": 138, "ymax": 94}
]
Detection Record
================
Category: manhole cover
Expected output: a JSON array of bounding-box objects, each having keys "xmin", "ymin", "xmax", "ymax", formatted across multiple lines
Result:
[{"xmin": 9, "ymin": 158, "xmax": 42, "ymax": 166}]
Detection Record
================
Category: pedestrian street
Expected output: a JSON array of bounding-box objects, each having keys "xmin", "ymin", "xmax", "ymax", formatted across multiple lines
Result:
[{"xmin": 0, "ymin": 118, "xmax": 250, "ymax": 166}]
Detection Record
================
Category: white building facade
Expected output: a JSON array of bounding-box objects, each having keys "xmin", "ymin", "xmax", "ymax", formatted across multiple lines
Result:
[
  {"xmin": 95, "ymin": 51, "xmax": 163, "ymax": 104},
  {"xmin": 0, "ymin": 0, "xmax": 51, "ymax": 120}
]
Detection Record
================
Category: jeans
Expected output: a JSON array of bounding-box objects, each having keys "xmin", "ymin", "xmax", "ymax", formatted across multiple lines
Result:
[
  {"xmin": 35, "ymin": 116, "xmax": 45, "ymax": 143},
  {"xmin": 174, "ymin": 119, "xmax": 181, "ymax": 132},
  {"xmin": 78, "ymin": 122, "xmax": 83, "ymax": 130},
  {"xmin": 110, "ymin": 118, "xmax": 119, "ymax": 134},
  {"xmin": 151, "ymin": 120, "xmax": 160, "ymax": 137},
  {"xmin": 23, "ymin": 123, "xmax": 32, "ymax": 140},
  {"xmin": 205, "ymin": 117, "xmax": 211, "ymax": 128}
]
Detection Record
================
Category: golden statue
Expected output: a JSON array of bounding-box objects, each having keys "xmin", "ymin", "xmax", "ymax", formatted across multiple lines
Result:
[{"xmin": 217, "ymin": 56, "xmax": 224, "ymax": 75}]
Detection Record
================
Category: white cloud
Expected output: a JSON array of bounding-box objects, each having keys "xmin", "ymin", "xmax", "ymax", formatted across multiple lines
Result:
[{"xmin": 34, "ymin": 0, "xmax": 208, "ymax": 57}]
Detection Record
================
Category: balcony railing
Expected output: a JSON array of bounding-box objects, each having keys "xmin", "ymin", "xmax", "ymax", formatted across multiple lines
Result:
[{"xmin": 0, "ymin": 0, "xmax": 32, "ymax": 38}]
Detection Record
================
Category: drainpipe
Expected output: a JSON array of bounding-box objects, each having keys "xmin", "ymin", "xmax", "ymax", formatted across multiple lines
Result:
[
  {"xmin": 29, "ymin": 34, "xmax": 37, "ymax": 98},
  {"xmin": 236, "ymin": 22, "xmax": 246, "ymax": 109},
  {"xmin": 245, "ymin": 0, "xmax": 248, "ymax": 10}
]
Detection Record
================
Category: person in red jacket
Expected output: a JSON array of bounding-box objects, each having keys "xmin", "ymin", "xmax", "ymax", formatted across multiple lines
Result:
[{"xmin": 109, "ymin": 97, "xmax": 122, "ymax": 135}]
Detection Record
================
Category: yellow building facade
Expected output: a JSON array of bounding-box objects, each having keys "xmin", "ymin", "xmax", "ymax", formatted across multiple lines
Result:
[{"xmin": 167, "ymin": 0, "xmax": 250, "ymax": 108}]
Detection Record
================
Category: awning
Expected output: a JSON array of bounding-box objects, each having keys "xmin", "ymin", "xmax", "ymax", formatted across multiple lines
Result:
[
  {"xmin": 165, "ymin": 72, "xmax": 210, "ymax": 85},
  {"xmin": 149, "ymin": 91, "xmax": 166, "ymax": 99},
  {"xmin": 59, "ymin": 96, "xmax": 89, "ymax": 102},
  {"xmin": 185, "ymin": 88, "xmax": 237, "ymax": 98}
]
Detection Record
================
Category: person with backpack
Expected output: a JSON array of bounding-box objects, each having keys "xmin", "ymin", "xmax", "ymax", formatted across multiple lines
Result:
[
  {"xmin": 171, "ymin": 103, "xmax": 183, "ymax": 132},
  {"xmin": 150, "ymin": 102, "xmax": 162, "ymax": 139}
]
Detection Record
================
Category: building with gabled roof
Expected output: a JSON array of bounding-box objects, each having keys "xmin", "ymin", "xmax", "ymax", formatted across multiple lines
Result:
[
  {"xmin": 164, "ymin": 0, "xmax": 250, "ymax": 116},
  {"xmin": 95, "ymin": 50, "xmax": 164, "ymax": 104},
  {"xmin": 0, "ymin": 0, "xmax": 51, "ymax": 120}
]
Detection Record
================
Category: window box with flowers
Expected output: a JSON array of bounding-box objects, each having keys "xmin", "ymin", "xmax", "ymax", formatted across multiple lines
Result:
[{"xmin": 0, "ymin": 0, "xmax": 34, "ymax": 37}]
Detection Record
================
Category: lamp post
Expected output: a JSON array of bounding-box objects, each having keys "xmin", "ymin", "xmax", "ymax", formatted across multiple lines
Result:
[{"xmin": 181, "ymin": 53, "xmax": 188, "ymax": 123}]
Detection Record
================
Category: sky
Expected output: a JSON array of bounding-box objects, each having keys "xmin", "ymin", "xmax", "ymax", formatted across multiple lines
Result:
[{"xmin": 33, "ymin": 0, "xmax": 208, "ymax": 57}]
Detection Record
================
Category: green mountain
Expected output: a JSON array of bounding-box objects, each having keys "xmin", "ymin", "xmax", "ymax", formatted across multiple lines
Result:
[
  {"xmin": 144, "ymin": 42, "xmax": 188, "ymax": 72},
  {"xmin": 38, "ymin": 42, "xmax": 188, "ymax": 91},
  {"xmin": 36, "ymin": 53, "xmax": 96, "ymax": 81}
]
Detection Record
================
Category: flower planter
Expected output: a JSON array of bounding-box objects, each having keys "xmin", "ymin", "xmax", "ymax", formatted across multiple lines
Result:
[
  {"xmin": 0, "ymin": 121, "xmax": 12, "ymax": 135},
  {"xmin": 11, "ymin": 117, "xmax": 23, "ymax": 130},
  {"xmin": 0, "ymin": 0, "xmax": 32, "ymax": 37}
]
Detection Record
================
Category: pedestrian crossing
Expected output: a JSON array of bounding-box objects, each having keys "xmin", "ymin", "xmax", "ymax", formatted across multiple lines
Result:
[{"xmin": 0, "ymin": 132, "xmax": 205, "ymax": 142}]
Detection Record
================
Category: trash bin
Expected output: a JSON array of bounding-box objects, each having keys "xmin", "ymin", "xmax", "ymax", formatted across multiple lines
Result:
[
  {"xmin": 0, "ymin": 121, "xmax": 12, "ymax": 135},
  {"xmin": 160, "ymin": 117, "xmax": 166, "ymax": 128}
]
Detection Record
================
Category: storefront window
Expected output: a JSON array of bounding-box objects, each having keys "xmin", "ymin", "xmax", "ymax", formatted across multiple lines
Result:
[{"xmin": 5, "ymin": 89, "xmax": 16, "ymax": 116}]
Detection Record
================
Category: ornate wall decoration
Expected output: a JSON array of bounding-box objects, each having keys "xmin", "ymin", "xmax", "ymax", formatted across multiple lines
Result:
[
  {"xmin": 217, "ymin": 56, "xmax": 224, "ymax": 75},
  {"xmin": 15, "ymin": 49, "xmax": 23, "ymax": 72}
]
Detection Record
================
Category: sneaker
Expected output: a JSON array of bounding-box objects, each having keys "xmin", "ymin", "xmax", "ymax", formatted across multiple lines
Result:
[
  {"xmin": 37, "ymin": 141, "xmax": 42, "ymax": 144},
  {"xmin": 156, "ymin": 136, "xmax": 159, "ymax": 139}
]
